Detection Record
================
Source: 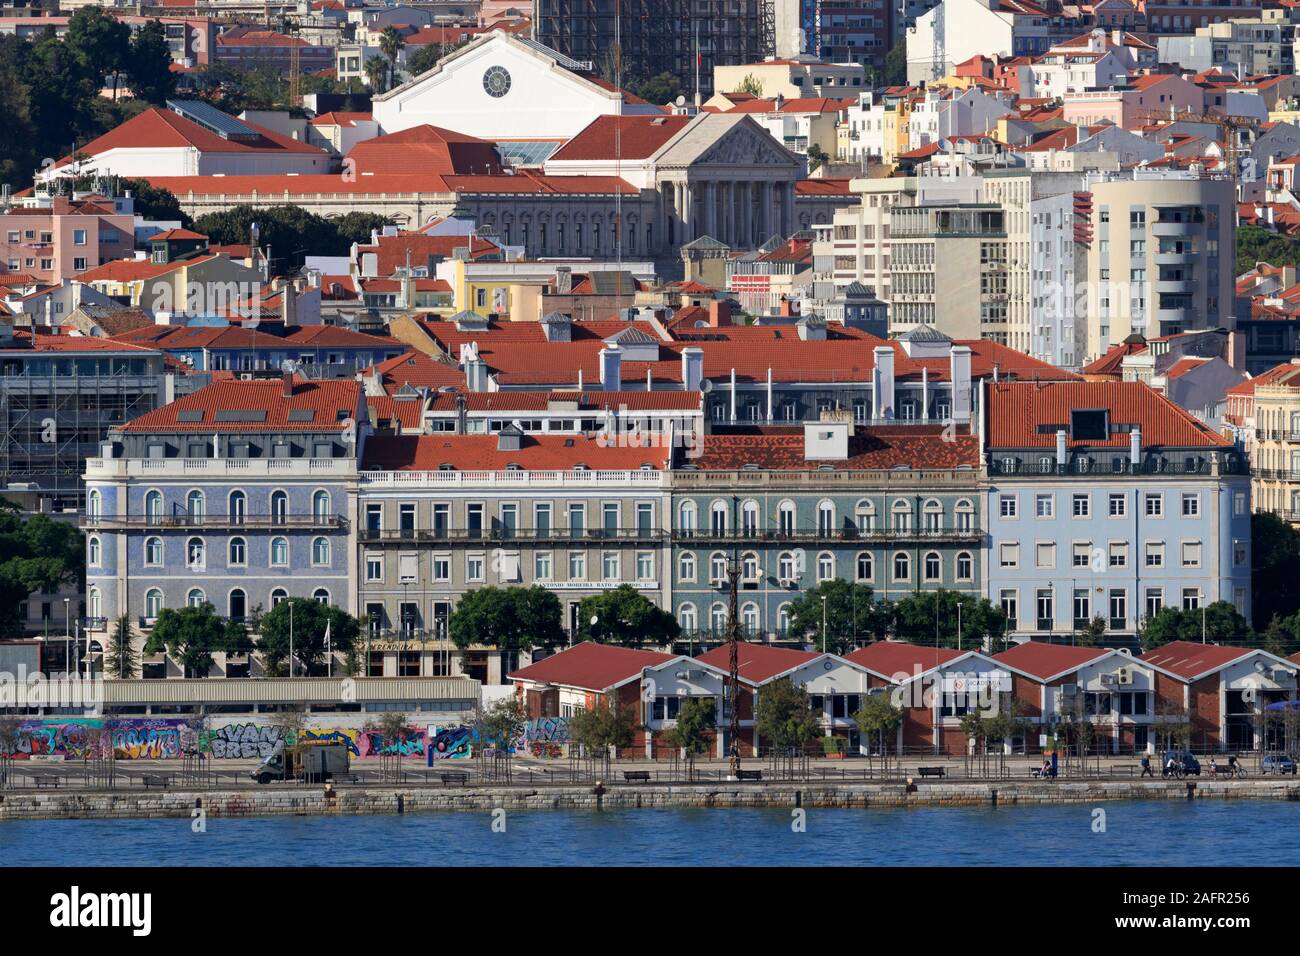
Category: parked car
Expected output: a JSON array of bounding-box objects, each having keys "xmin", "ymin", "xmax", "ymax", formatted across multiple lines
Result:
[
  {"xmin": 1161, "ymin": 751, "xmax": 1201, "ymax": 777},
  {"xmin": 1261, "ymin": 754, "xmax": 1297, "ymax": 775}
]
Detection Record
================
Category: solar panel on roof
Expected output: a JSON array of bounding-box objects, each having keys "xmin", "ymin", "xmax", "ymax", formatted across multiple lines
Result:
[
  {"xmin": 213, "ymin": 409, "xmax": 268, "ymax": 422},
  {"xmin": 176, "ymin": 409, "xmax": 204, "ymax": 422},
  {"xmin": 286, "ymin": 409, "xmax": 316, "ymax": 422},
  {"xmin": 166, "ymin": 99, "xmax": 261, "ymax": 142}
]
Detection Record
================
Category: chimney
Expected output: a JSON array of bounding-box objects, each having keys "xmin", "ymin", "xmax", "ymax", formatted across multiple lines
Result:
[
  {"xmin": 949, "ymin": 345, "xmax": 972, "ymax": 422},
  {"xmin": 1129, "ymin": 426, "xmax": 1142, "ymax": 466},
  {"xmin": 555, "ymin": 265, "xmax": 572, "ymax": 295},
  {"xmin": 281, "ymin": 369, "xmax": 294, "ymax": 398},
  {"xmin": 282, "ymin": 282, "xmax": 297, "ymax": 327},
  {"xmin": 681, "ymin": 346, "xmax": 704, "ymax": 392},
  {"xmin": 455, "ymin": 393, "xmax": 467, "ymax": 435},
  {"xmin": 1056, "ymin": 428, "xmax": 1068, "ymax": 467},
  {"xmin": 873, "ymin": 345, "xmax": 895, "ymax": 420},
  {"xmin": 599, "ymin": 344, "xmax": 622, "ymax": 392},
  {"xmin": 708, "ymin": 298, "xmax": 732, "ymax": 327}
]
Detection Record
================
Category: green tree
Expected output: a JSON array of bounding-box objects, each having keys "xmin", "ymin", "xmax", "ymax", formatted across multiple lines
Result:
[
  {"xmin": 364, "ymin": 54, "xmax": 388, "ymax": 93},
  {"xmin": 575, "ymin": 584, "xmax": 679, "ymax": 646},
  {"xmin": 191, "ymin": 204, "xmax": 348, "ymax": 272},
  {"xmin": 567, "ymin": 696, "xmax": 639, "ymax": 764},
  {"xmin": 785, "ymin": 579, "xmax": 889, "ymax": 652},
  {"xmin": 0, "ymin": 502, "xmax": 84, "ymax": 637},
  {"xmin": 853, "ymin": 691, "xmax": 901, "ymax": 755},
  {"xmin": 883, "ymin": 39, "xmax": 907, "ymax": 86},
  {"xmin": 1140, "ymin": 601, "xmax": 1250, "ymax": 651},
  {"xmin": 144, "ymin": 602, "xmax": 247, "ymax": 677},
  {"xmin": 1251, "ymin": 512, "xmax": 1300, "ymax": 628},
  {"xmin": 630, "ymin": 70, "xmax": 681, "ymax": 106},
  {"xmin": 404, "ymin": 43, "xmax": 442, "ymax": 78},
  {"xmin": 65, "ymin": 6, "xmax": 131, "ymax": 102},
  {"xmin": 103, "ymin": 614, "xmax": 138, "ymax": 679},
  {"xmin": 448, "ymin": 585, "xmax": 563, "ymax": 651},
  {"xmin": 331, "ymin": 211, "xmax": 394, "ymax": 247},
  {"xmin": 754, "ymin": 677, "xmax": 821, "ymax": 753},
  {"xmin": 735, "ymin": 73, "xmax": 763, "ymax": 96},
  {"xmin": 1075, "ymin": 614, "xmax": 1107, "ymax": 647},
  {"xmin": 806, "ymin": 142, "xmax": 830, "ymax": 172},
  {"xmin": 257, "ymin": 598, "xmax": 358, "ymax": 675},
  {"xmin": 663, "ymin": 696, "xmax": 716, "ymax": 755},
  {"xmin": 478, "ymin": 695, "xmax": 527, "ymax": 750},
  {"xmin": 126, "ymin": 19, "xmax": 176, "ymax": 105},
  {"xmin": 892, "ymin": 589, "xmax": 1007, "ymax": 649},
  {"xmin": 378, "ymin": 26, "xmax": 404, "ymax": 88},
  {"xmin": 1237, "ymin": 223, "xmax": 1300, "ymax": 272}
]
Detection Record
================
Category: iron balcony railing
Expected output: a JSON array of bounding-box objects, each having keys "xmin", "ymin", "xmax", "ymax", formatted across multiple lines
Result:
[
  {"xmin": 82, "ymin": 514, "xmax": 348, "ymax": 530},
  {"xmin": 358, "ymin": 527, "xmax": 666, "ymax": 544},
  {"xmin": 670, "ymin": 526, "xmax": 982, "ymax": 543},
  {"xmin": 988, "ymin": 459, "xmax": 1247, "ymax": 477}
]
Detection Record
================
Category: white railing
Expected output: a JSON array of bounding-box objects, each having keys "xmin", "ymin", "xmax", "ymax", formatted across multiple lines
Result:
[
  {"xmin": 84, "ymin": 458, "xmax": 357, "ymax": 479},
  {"xmin": 362, "ymin": 469, "xmax": 669, "ymax": 488}
]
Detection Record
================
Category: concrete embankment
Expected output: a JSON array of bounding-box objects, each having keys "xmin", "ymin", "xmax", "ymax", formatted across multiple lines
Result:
[{"xmin": 3, "ymin": 778, "xmax": 1300, "ymax": 820}]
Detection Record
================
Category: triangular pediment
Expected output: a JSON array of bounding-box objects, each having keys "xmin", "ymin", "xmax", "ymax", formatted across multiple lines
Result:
[{"xmin": 657, "ymin": 115, "xmax": 800, "ymax": 168}]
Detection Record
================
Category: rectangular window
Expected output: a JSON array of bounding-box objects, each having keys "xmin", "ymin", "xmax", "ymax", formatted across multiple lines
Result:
[
  {"xmin": 365, "ymin": 553, "xmax": 382, "ymax": 582},
  {"xmin": 1035, "ymin": 494, "xmax": 1054, "ymax": 518},
  {"xmin": 1145, "ymin": 542, "xmax": 1164, "ymax": 568},
  {"xmin": 1145, "ymin": 588, "xmax": 1163, "ymax": 619},
  {"xmin": 1181, "ymin": 541, "xmax": 1202, "ymax": 568},
  {"xmin": 636, "ymin": 551, "xmax": 654, "ymax": 581},
  {"xmin": 1145, "ymin": 494, "xmax": 1163, "ymax": 517},
  {"xmin": 432, "ymin": 555, "xmax": 450, "ymax": 581},
  {"xmin": 1108, "ymin": 542, "xmax": 1127, "ymax": 568},
  {"xmin": 1072, "ymin": 542, "xmax": 1092, "ymax": 568},
  {"xmin": 1035, "ymin": 542, "xmax": 1056, "ymax": 569},
  {"xmin": 535, "ymin": 552, "xmax": 552, "ymax": 581},
  {"xmin": 466, "ymin": 555, "xmax": 485, "ymax": 582},
  {"xmin": 1000, "ymin": 494, "xmax": 1017, "ymax": 518},
  {"xmin": 1182, "ymin": 493, "xmax": 1199, "ymax": 517},
  {"xmin": 1072, "ymin": 494, "xmax": 1090, "ymax": 517},
  {"xmin": 569, "ymin": 551, "xmax": 586, "ymax": 580},
  {"xmin": 999, "ymin": 542, "xmax": 1019, "ymax": 568},
  {"xmin": 602, "ymin": 551, "xmax": 619, "ymax": 581},
  {"xmin": 1108, "ymin": 493, "xmax": 1126, "ymax": 517}
]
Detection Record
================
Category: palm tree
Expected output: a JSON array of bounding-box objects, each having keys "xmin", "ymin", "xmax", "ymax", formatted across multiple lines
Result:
[
  {"xmin": 364, "ymin": 55, "xmax": 388, "ymax": 93},
  {"xmin": 379, "ymin": 27, "xmax": 405, "ymax": 88}
]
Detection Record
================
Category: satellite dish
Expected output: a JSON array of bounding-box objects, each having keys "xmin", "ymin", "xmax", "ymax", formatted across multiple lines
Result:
[
  {"xmin": 674, "ymin": 95, "xmax": 686, "ymax": 107},
  {"xmin": 590, "ymin": 615, "xmax": 599, "ymax": 626},
  {"xmin": 700, "ymin": 379, "xmax": 714, "ymax": 393}
]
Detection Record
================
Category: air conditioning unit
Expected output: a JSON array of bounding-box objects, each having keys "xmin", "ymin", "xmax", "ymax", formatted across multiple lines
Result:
[{"xmin": 1116, "ymin": 667, "xmax": 1133, "ymax": 685}]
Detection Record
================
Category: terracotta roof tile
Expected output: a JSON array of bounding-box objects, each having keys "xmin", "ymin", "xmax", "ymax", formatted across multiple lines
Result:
[{"xmin": 507, "ymin": 641, "xmax": 676, "ymax": 692}]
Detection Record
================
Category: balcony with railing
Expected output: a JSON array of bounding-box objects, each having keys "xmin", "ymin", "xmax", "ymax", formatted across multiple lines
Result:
[
  {"xmin": 671, "ymin": 524, "xmax": 982, "ymax": 544},
  {"xmin": 82, "ymin": 512, "xmax": 348, "ymax": 531},
  {"xmin": 358, "ymin": 526, "xmax": 666, "ymax": 544}
]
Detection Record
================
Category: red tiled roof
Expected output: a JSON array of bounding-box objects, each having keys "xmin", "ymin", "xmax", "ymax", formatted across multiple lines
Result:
[
  {"xmin": 1141, "ymin": 640, "xmax": 1254, "ymax": 680},
  {"xmin": 1081, "ymin": 338, "xmax": 1148, "ymax": 377},
  {"xmin": 548, "ymin": 114, "xmax": 693, "ymax": 162},
  {"xmin": 1165, "ymin": 356, "xmax": 1210, "ymax": 380},
  {"xmin": 345, "ymin": 125, "xmax": 503, "ymax": 177},
  {"xmin": 367, "ymin": 350, "xmax": 465, "ymax": 392},
  {"xmin": 695, "ymin": 643, "xmax": 819, "ymax": 684},
  {"xmin": 422, "ymin": 388, "xmax": 703, "ymax": 412},
  {"xmin": 844, "ymin": 642, "xmax": 964, "ymax": 680},
  {"xmin": 361, "ymin": 433, "xmax": 673, "ymax": 471},
  {"xmin": 355, "ymin": 232, "xmax": 503, "ymax": 274},
  {"xmin": 991, "ymin": 643, "xmax": 1111, "ymax": 680},
  {"xmin": 986, "ymin": 380, "xmax": 1232, "ymax": 449},
  {"xmin": 77, "ymin": 254, "xmax": 220, "ymax": 284},
  {"xmin": 54, "ymin": 107, "xmax": 326, "ymax": 168},
  {"xmin": 121, "ymin": 378, "xmax": 361, "ymax": 432},
  {"xmin": 310, "ymin": 111, "xmax": 373, "ymax": 127},
  {"xmin": 690, "ymin": 424, "xmax": 979, "ymax": 470},
  {"xmin": 506, "ymin": 641, "xmax": 676, "ymax": 691}
]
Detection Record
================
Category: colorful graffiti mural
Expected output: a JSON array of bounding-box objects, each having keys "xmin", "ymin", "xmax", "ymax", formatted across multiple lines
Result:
[
  {"xmin": 1, "ymin": 719, "xmax": 201, "ymax": 760},
  {"xmin": 298, "ymin": 728, "xmax": 361, "ymax": 757},
  {"xmin": 111, "ymin": 720, "xmax": 196, "ymax": 760},
  {"xmin": 427, "ymin": 725, "xmax": 473, "ymax": 761},
  {"xmin": 512, "ymin": 718, "xmax": 569, "ymax": 758},
  {"xmin": 360, "ymin": 727, "xmax": 426, "ymax": 757},
  {"xmin": 203, "ymin": 723, "xmax": 284, "ymax": 759}
]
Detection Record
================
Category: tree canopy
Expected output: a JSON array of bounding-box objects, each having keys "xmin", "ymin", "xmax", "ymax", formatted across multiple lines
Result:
[
  {"xmin": 663, "ymin": 697, "xmax": 716, "ymax": 755},
  {"xmin": 257, "ymin": 598, "xmax": 358, "ymax": 675},
  {"xmin": 191, "ymin": 204, "xmax": 394, "ymax": 273},
  {"xmin": 0, "ymin": 501, "xmax": 84, "ymax": 637},
  {"xmin": 568, "ymin": 696, "xmax": 639, "ymax": 758},
  {"xmin": 447, "ymin": 586, "xmax": 564, "ymax": 651},
  {"xmin": 785, "ymin": 579, "xmax": 890, "ymax": 652},
  {"xmin": 144, "ymin": 602, "xmax": 247, "ymax": 678},
  {"xmin": 575, "ymin": 584, "xmax": 680, "ymax": 646},
  {"xmin": 754, "ymin": 677, "xmax": 821, "ymax": 752},
  {"xmin": 1140, "ymin": 601, "xmax": 1250, "ymax": 651}
]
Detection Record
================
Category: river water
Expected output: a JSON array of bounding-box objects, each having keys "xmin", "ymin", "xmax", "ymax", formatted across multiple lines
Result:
[{"xmin": 3, "ymin": 801, "xmax": 1297, "ymax": 866}]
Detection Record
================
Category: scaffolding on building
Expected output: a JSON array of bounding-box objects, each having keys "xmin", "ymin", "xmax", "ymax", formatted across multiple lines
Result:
[{"xmin": 536, "ymin": 0, "xmax": 776, "ymax": 99}]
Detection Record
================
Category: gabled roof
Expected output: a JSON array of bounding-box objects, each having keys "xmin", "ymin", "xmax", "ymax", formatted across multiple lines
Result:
[
  {"xmin": 991, "ymin": 642, "xmax": 1112, "ymax": 681},
  {"xmin": 1141, "ymin": 640, "xmax": 1273, "ymax": 681},
  {"xmin": 548, "ymin": 114, "xmax": 695, "ymax": 162},
  {"xmin": 506, "ymin": 641, "xmax": 676, "ymax": 692},
  {"xmin": 844, "ymin": 642, "xmax": 965, "ymax": 680},
  {"xmin": 695, "ymin": 643, "xmax": 821, "ymax": 684},
  {"xmin": 121, "ymin": 378, "xmax": 361, "ymax": 433},
  {"xmin": 345, "ymin": 125, "xmax": 503, "ymax": 177}
]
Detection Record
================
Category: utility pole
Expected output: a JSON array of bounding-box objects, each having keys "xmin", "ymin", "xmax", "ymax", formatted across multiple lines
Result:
[
  {"xmin": 726, "ymin": 495, "xmax": 741, "ymax": 778},
  {"xmin": 289, "ymin": 600, "xmax": 294, "ymax": 678}
]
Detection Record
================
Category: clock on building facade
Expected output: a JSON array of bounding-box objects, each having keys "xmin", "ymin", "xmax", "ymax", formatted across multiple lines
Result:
[{"xmin": 482, "ymin": 65, "xmax": 511, "ymax": 97}]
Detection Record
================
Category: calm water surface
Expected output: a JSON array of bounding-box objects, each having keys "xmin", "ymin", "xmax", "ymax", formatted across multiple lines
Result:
[{"xmin": 2, "ymin": 800, "xmax": 1297, "ymax": 866}]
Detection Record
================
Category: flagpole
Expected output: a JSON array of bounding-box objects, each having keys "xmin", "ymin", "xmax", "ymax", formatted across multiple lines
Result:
[
  {"xmin": 325, "ymin": 621, "xmax": 332, "ymax": 679},
  {"xmin": 694, "ymin": 21, "xmax": 701, "ymax": 108},
  {"xmin": 289, "ymin": 601, "xmax": 294, "ymax": 679}
]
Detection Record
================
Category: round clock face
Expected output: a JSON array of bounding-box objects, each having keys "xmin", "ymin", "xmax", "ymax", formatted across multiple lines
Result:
[{"xmin": 483, "ymin": 65, "xmax": 511, "ymax": 98}]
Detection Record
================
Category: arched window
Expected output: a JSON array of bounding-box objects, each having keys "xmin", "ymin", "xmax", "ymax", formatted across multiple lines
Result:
[
  {"xmin": 312, "ymin": 588, "xmax": 330, "ymax": 604},
  {"xmin": 87, "ymin": 536, "xmax": 100, "ymax": 566},
  {"xmin": 186, "ymin": 490, "xmax": 204, "ymax": 522},
  {"xmin": 312, "ymin": 536, "xmax": 330, "ymax": 565},
  {"xmin": 709, "ymin": 602, "xmax": 728, "ymax": 635},
  {"xmin": 854, "ymin": 499, "xmax": 876, "ymax": 533},
  {"xmin": 741, "ymin": 499, "xmax": 760, "ymax": 536},
  {"xmin": 187, "ymin": 588, "xmax": 206, "ymax": 608},
  {"xmin": 678, "ymin": 552, "xmax": 696, "ymax": 582},
  {"xmin": 924, "ymin": 551, "xmax": 941, "ymax": 581},
  {"xmin": 957, "ymin": 551, "xmax": 973, "ymax": 581},
  {"xmin": 145, "ymin": 588, "xmax": 163, "ymax": 618},
  {"xmin": 186, "ymin": 537, "xmax": 206, "ymax": 569},
  {"xmin": 678, "ymin": 500, "xmax": 698, "ymax": 534},
  {"xmin": 270, "ymin": 537, "xmax": 289, "ymax": 567},
  {"xmin": 777, "ymin": 603, "xmax": 792, "ymax": 637},
  {"xmin": 270, "ymin": 588, "xmax": 288, "ymax": 607},
  {"xmin": 228, "ymin": 588, "xmax": 247, "ymax": 622},
  {"xmin": 817, "ymin": 551, "xmax": 834, "ymax": 582},
  {"xmin": 778, "ymin": 551, "xmax": 796, "ymax": 582},
  {"xmin": 856, "ymin": 551, "xmax": 873, "ymax": 581},
  {"xmin": 893, "ymin": 551, "xmax": 910, "ymax": 581},
  {"xmin": 778, "ymin": 500, "xmax": 797, "ymax": 536},
  {"xmin": 88, "ymin": 587, "xmax": 102, "ymax": 620},
  {"xmin": 741, "ymin": 602, "xmax": 760, "ymax": 636},
  {"xmin": 891, "ymin": 499, "xmax": 912, "ymax": 531},
  {"xmin": 145, "ymin": 536, "xmax": 163, "ymax": 566},
  {"xmin": 817, "ymin": 500, "xmax": 835, "ymax": 535},
  {"xmin": 229, "ymin": 490, "xmax": 246, "ymax": 524},
  {"xmin": 312, "ymin": 490, "xmax": 331, "ymax": 521},
  {"xmin": 144, "ymin": 490, "xmax": 162, "ymax": 522},
  {"xmin": 955, "ymin": 498, "xmax": 975, "ymax": 532},
  {"xmin": 87, "ymin": 490, "xmax": 102, "ymax": 520},
  {"xmin": 923, "ymin": 499, "xmax": 944, "ymax": 532},
  {"xmin": 271, "ymin": 491, "xmax": 288, "ymax": 524},
  {"xmin": 709, "ymin": 551, "xmax": 727, "ymax": 584},
  {"xmin": 229, "ymin": 536, "xmax": 246, "ymax": 565},
  {"xmin": 678, "ymin": 603, "xmax": 698, "ymax": 633},
  {"xmin": 742, "ymin": 551, "xmax": 760, "ymax": 582}
]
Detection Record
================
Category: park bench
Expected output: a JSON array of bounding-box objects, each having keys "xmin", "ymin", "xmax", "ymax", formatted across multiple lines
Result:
[
  {"xmin": 438, "ymin": 771, "xmax": 469, "ymax": 787},
  {"xmin": 622, "ymin": 770, "xmax": 651, "ymax": 782},
  {"xmin": 33, "ymin": 774, "xmax": 60, "ymax": 789},
  {"xmin": 736, "ymin": 769, "xmax": 763, "ymax": 781},
  {"xmin": 142, "ymin": 774, "xmax": 171, "ymax": 789},
  {"xmin": 917, "ymin": 766, "xmax": 946, "ymax": 779}
]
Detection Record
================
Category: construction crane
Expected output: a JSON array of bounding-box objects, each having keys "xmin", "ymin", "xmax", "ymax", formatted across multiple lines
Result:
[{"xmin": 1132, "ymin": 106, "xmax": 1258, "ymax": 194}]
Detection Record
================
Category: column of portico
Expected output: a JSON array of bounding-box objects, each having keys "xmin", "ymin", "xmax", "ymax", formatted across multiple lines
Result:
[
  {"xmin": 681, "ymin": 181, "xmax": 695, "ymax": 243},
  {"xmin": 759, "ymin": 181, "xmax": 772, "ymax": 243},
  {"xmin": 741, "ymin": 182, "xmax": 755, "ymax": 250},
  {"xmin": 724, "ymin": 181, "xmax": 737, "ymax": 247},
  {"xmin": 703, "ymin": 180, "xmax": 717, "ymax": 240},
  {"xmin": 782, "ymin": 181, "xmax": 796, "ymax": 238}
]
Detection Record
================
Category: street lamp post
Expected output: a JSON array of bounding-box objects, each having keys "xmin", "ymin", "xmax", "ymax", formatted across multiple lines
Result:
[
  {"xmin": 821, "ymin": 595, "xmax": 828, "ymax": 654},
  {"xmin": 63, "ymin": 598, "xmax": 70, "ymax": 679},
  {"xmin": 957, "ymin": 601, "xmax": 964, "ymax": 652}
]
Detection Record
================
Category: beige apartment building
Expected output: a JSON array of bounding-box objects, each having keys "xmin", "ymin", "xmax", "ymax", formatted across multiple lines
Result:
[
  {"xmin": 1078, "ymin": 170, "xmax": 1235, "ymax": 363},
  {"xmin": 1248, "ymin": 361, "xmax": 1300, "ymax": 522}
]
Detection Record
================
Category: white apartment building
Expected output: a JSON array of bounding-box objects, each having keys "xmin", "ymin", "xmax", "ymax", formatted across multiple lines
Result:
[{"xmin": 907, "ymin": 87, "xmax": 1015, "ymax": 151}]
